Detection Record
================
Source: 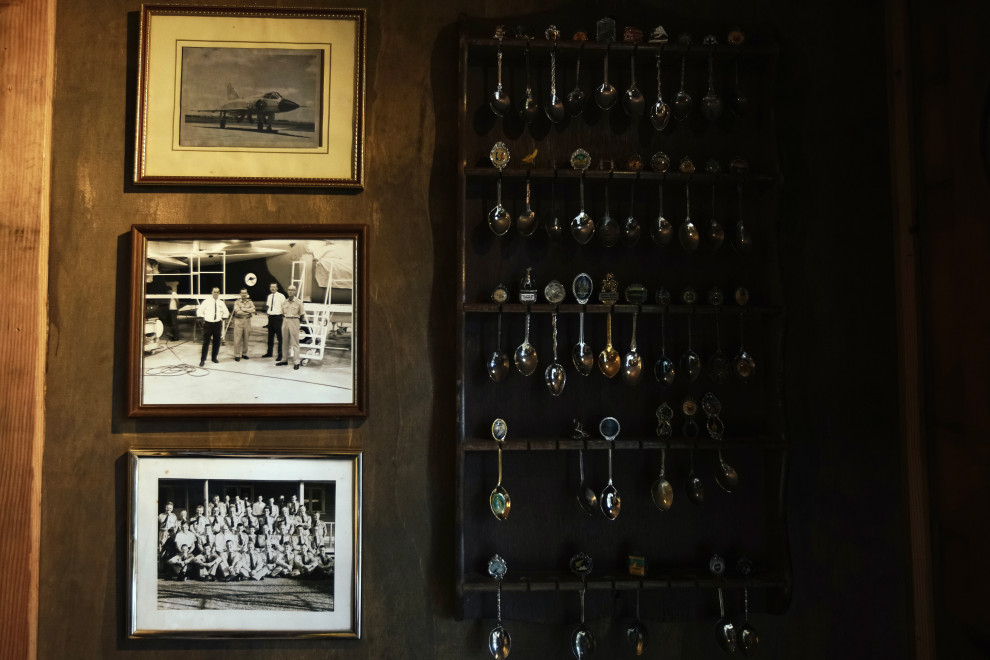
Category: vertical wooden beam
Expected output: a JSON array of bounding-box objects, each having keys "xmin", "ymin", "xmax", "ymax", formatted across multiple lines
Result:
[
  {"xmin": 885, "ymin": 0, "xmax": 935, "ymax": 657},
  {"xmin": 0, "ymin": 0, "xmax": 55, "ymax": 658}
]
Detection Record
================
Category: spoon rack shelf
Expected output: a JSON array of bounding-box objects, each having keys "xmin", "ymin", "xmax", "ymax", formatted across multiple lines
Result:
[{"xmin": 455, "ymin": 7, "xmax": 789, "ymax": 628}]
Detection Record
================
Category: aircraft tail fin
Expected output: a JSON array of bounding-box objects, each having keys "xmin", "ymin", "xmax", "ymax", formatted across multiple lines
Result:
[{"xmin": 226, "ymin": 83, "xmax": 239, "ymax": 100}]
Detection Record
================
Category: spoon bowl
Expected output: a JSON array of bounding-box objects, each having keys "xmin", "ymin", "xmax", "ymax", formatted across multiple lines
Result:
[
  {"xmin": 487, "ymin": 350, "xmax": 510, "ymax": 382},
  {"xmin": 571, "ymin": 625, "xmax": 596, "ymax": 659},
  {"xmin": 595, "ymin": 82, "xmax": 617, "ymax": 110},
  {"xmin": 566, "ymin": 87, "xmax": 586, "ymax": 116},
  {"xmin": 651, "ymin": 449, "xmax": 674, "ymax": 511},
  {"xmin": 598, "ymin": 345, "xmax": 621, "ymax": 378},
  {"xmin": 622, "ymin": 213, "xmax": 641, "ymax": 245},
  {"xmin": 490, "ymin": 86, "xmax": 511, "ymax": 117},
  {"xmin": 488, "ymin": 625, "xmax": 511, "ymax": 659},
  {"xmin": 672, "ymin": 89, "xmax": 693, "ymax": 121},
  {"xmin": 601, "ymin": 483, "xmax": 621, "ymax": 520},
  {"xmin": 576, "ymin": 450, "xmax": 598, "ymax": 516},
  {"xmin": 701, "ymin": 91, "xmax": 724, "ymax": 121},
  {"xmin": 623, "ymin": 52, "xmax": 645, "ymax": 118},
  {"xmin": 734, "ymin": 220, "xmax": 753, "ymax": 253},
  {"xmin": 734, "ymin": 349, "xmax": 756, "ymax": 381},
  {"xmin": 571, "ymin": 210, "xmax": 595, "ymax": 244},
  {"xmin": 488, "ymin": 205, "xmax": 511, "ymax": 236},
  {"xmin": 573, "ymin": 344, "xmax": 595, "ymax": 376},
  {"xmin": 514, "ymin": 342, "xmax": 538, "ymax": 376},
  {"xmin": 546, "ymin": 93, "xmax": 566, "ymax": 123},
  {"xmin": 679, "ymin": 218, "xmax": 700, "ymax": 252},
  {"xmin": 715, "ymin": 452, "xmax": 739, "ymax": 493},
  {"xmin": 650, "ymin": 99, "xmax": 671, "ymax": 131},
  {"xmin": 489, "ymin": 484, "xmax": 511, "ymax": 520},
  {"xmin": 708, "ymin": 216, "xmax": 725, "ymax": 250},
  {"xmin": 740, "ymin": 622, "xmax": 759, "ymax": 656},
  {"xmin": 544, "ymin": 362, "xmax": 566, "ymax": 397},
  {"xmin": 654, "ymin": 355, "xmax": 676, "ymax": 386},
  {"xmin": 621, "ymin": 351, "xmax": 643, "ymax": 384},
  {"xmin": 626, "ymin": 620, "xmax": 648, "ymax": 656},
  {"xmin": 715, "ymin": 618, "xmax": 738, "ymax": 653}
]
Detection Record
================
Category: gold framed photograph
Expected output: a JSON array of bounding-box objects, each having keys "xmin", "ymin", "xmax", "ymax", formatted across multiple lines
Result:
[
  {"xmin": 127, "ymin": 224, "xmax": 368, "ymax": 418},
  {"xmin": 128, "ymin": 449, "xmax": 362, "ymax": 638},
  {"xmin": 135, "ymin": 5, "xmax": 365, "ymax": 187}
]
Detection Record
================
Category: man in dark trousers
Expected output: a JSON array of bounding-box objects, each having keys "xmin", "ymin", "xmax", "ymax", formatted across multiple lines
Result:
[
  {"xmin": 262, "ymin": 281, "xmax": 286, "ymax": 361},
  {"xmin": 196, "ymin": 287, "xmax": 229, "ymax": 367}
]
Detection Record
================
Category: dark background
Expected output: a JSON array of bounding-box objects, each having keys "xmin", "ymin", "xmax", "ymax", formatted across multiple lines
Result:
[{"xmin": 38, "ymin": 0, "xmax": 987, "ymax": 657}]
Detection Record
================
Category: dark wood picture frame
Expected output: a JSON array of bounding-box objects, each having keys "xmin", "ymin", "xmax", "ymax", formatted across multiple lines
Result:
[
  {"xmin": 127, "ymin": 224, "xmax": 368, "ymax": 418},
  {"xmin": 134, "ymin": 4, "xmax": 366, "ymax": 188}
]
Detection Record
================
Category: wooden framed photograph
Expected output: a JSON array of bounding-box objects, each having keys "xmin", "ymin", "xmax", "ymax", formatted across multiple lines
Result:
[
  {"xmin": 135, "ymin": 5, "xmax": 365, "ymax": 187},
  {"xmin": 128, "ymin": 449, "xmax": 362, "ymax": 638},
  {"xmin": 128, "ymin": 224, "xmax": 367, "ymax": 418}
]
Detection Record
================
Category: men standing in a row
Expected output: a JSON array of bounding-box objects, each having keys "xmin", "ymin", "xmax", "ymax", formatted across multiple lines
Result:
[
  {"xmin": 231, "ymin": 288, "xmax": 256, "ymax": 362},
  {"xmin": 197, "ymin": 287, "xmax": 229, "ymax": 367},
  {"xmin": 277, "ymin": 285, "xmax": 308, "ymax": 370},
  {"xmin": 262, "ymin": 282, "xmax": 285, "ymax": 362}
]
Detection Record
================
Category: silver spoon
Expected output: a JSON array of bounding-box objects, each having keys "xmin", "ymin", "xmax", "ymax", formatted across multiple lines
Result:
[
  {"xmin": 621, "ymin": 182, "xmax": 641, "ymax": 245},
  {"xmin": 489, "ymin": 38, "xmax": 511, "ymax": 117},
  {"xmin": 711, "ymin": 554, "xmax": 738, "ymax": 653},
  {"xmin": 621, "ymin": 284, "xmax": 646, "ymax": 385},
  {"xmin": 514, "ymin": 270, "xmax": 539, "ymax": 376},
  {"xmin": 650, "ymin": 50, "xmax": 671, "ymax": 131},
  {"xmin": 728, "ymin": 54, "xmax": 750, "ymax": 117},
  {"xmin": 734, "ymin": 303, "xmax": 756, "ymax": 383},
  {"xmin": 678, "ymin": 180, "xmax": 700, "ymax": 252},
  {"xmin": 571, "ymin": 273, "xmax": 595, "ymax": 376},
  {"xmin": 519, "ymin": 44, "xmax": 539, "ymax": 124},
  {"xmin": 671, "ymin": 41, "xmax": 693, "ymax": 121},
  {"xmin": 570, "ymin": 150, "xmax": 595, "ymax": 244},
  {"xmin": 597, "ymin": 273, "xmax": 621, "ymax": 378},
  {"xmin": 681, "ymin": 304, "xmax": 702, "ymax": 382},
  {"xmin": 622, "ymin": 48, "xmax": 645, "ymax": 118},
  {"xmin": 651, "ymin": 445, "xmax": 674, "ymax": 511},
  {"xmin": 576, "ymin": 448, "xmax": 598, "ymax": 516},
  {"xmin": 700, "ymin": 35, "xmax": 723, "ymax": 121},
  {"xmin": 707, "ymin": 288, "xmax": 731, "ymax": 384},
  {"xmin": 546, "ymin": 164, "xmax": 564, "ymax": 241},
  {"xmin": 488, "ymin": 142, "xmax": 511, "ymax": 235},
  {"xmin": 595, "ymin": 46, "xmax": 617, "ymax": 110},
  {"xmin": 489, "ymin": 419, "xmax": 511, "ymax": 520},
  {"xmin": 565, "ymin": 46, "xmax": 587, "ymax": 116},
  {"xmin": 626, "ymin": 590, "xmax": 648, "ymax": 656},
  {"xmin": 715, "ymin": 448, "xmax": 739, "ymax": 493},
  {"xmin": 597, "ymin": 177, "xmax": 619, "ymax": 247},
  {"xmin": 686, "ymin": 439, "xmax": 704, "ymax": 505},
  {"xmin": 599, "ymin": 416, "xmax": 622, "ymax": 520},
  {"xmin": 546, "ymin": 45, "xmax": 566, "ymax": 123},
  {"xmin": 570, "ymin": 554, "xmax": 596, "ymax": 659},
  {"xmin": 707, "ymin": 167, "xmax": 725, "ymax": 250},
  {"xmin": 544, "ymin": 280, "xmax": 567, "ymax": 396},
  {"xmin": 487, "ymin": 285, "xmax": 511, "ymax": 383},
  {"xmin": 653, "ymin": 287, "xmax": 676, "ymax": 386},
  {"xmin": 487, "ymin": 554, "xmax": 511, "ymax": 659},
  {"xmin": 733, "ymin": 183, "xmax": 753, "ymax": 253},
  {"xmin": 516, "ymin": 178, "xmax": 537, "ymax": 237},
  {"xmin": 737, "ymin": 558, "xmax": 760, "ymax": 656},
  {"xmin": 650, "ymin": 177, "xmax": 673, "ymax": 246}
]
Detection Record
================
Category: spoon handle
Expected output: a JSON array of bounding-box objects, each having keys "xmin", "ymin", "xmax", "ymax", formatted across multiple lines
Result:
[
  {"xmin": 551, "ymin": 312, "xmax": 559, "ymax": 361},
  {"xmin": 496, "ymin": 441, "xmax": 504, "ymax": 486},
  {"xmin": 629, "ymin": 312, "xmax": 638, "ymax": 351}
]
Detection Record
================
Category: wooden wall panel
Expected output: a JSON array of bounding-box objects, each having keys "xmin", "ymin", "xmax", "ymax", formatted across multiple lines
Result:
[
  {"xmin": 36, "ymin": 1, "xmax": 914, "ymax": 658},
  {"xmin": 0, "ymin": 0, "xmax": 55, "ymax": 658}
]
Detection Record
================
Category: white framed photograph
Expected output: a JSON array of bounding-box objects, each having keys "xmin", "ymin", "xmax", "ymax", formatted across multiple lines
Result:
[
  {"xmin": 127, "ymin": 224, "xmax": 368, "ymax": 419},
  {"xmin": 128, "ymin": 449, "xmax": 362, "ymax": 638}
]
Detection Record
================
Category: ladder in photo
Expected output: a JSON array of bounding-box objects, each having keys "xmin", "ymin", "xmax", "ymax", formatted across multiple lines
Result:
[{"xmin": 289, "ymin": 260, "xmax": 331, "ymax": 363}]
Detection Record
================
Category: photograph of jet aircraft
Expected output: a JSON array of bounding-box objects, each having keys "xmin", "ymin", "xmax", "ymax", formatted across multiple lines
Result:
[
  {"xmin": 178, "ymin": 47, "xmax": 324, "ymax": 149},
  {"xmin": 138, "ymin": 235, "xmax": 358, "ymax": 411}
]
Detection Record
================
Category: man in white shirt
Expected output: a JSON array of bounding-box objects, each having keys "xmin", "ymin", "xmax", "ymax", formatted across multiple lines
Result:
[
  {"xmin": 196, "ymin": 287, "xmax": 229, "ymax": 367},
  {"xmin": 166, "ymin": 286, "xmax": 180, "ymax": 340},
  {"xmin": 261, "ymin": 282, "xmax": 286, "ymax": 361}
]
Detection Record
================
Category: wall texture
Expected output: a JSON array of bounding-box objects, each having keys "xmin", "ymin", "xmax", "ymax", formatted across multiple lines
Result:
[{"xmin": 41, "ymin": 1, "xmax": 910, "ymax": 658}]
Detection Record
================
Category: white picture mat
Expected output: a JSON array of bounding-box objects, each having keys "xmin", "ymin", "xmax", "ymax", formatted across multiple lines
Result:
[
  {"xmin": 131, "ymin": 455, "xmax": 358, "ymax": 635},
  {"xmin": 141, "ymin": 13, "xmax": 357, "ymax": 180}
]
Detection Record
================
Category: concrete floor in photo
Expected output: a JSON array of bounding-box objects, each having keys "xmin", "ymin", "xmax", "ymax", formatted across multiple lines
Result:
[
  {"xmin": 142, "ymin": 320, "xmax": 353, "ymax": 406},
  {"xmin": 157, "ymin": 576, "xmax": 334, "ymax": 612}
]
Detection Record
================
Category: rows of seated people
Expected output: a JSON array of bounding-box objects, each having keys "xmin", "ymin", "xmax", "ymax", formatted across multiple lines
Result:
[{"xmin": 157, "ymin": 494, "xmax": 333, "ymax": 581}]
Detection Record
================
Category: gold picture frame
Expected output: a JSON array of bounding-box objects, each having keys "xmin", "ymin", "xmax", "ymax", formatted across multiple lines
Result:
[
  {"xmin": 128, "ymin": 449, "xmax": 362, "ymax": 638},
  {"xmin": 135, "ymin": 5, "xmax": 365, "ymax": 187}
]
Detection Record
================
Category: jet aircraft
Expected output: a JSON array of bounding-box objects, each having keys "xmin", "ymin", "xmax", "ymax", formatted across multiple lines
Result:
[{"xmin": 203, "ymin": 83, "xmax": 302, "ymax": 132}]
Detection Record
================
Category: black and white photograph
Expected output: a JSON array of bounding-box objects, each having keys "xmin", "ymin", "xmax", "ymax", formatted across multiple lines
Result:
[
  {"xmin": 127, "ymin": 224, "xmax": 368, "ymax": 418},
  {"xmin": 178, "ymin": 46, "xmax": 325, "ymax": 150},
  {"xmin": 129, "ymin": 450, "xmax": 361, "ymax": 638}
]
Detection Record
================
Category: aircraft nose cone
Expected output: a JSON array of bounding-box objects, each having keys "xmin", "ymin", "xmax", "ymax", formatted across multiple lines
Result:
[{"xmin": 278, "ymin": 98, "xmax": 300, "ymax": 112}]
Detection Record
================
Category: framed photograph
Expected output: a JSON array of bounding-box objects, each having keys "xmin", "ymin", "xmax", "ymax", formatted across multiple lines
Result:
[
  {"xmin": 127, "ymin": 224, "xmax": 367, "ymax": 418},
  {"xmin": 135, "ymin": 5, "xmax": 366, "ymax": 187},
  {"xmin": 128, "ymin": 449, "xmax": 362, "ymax": 638}
]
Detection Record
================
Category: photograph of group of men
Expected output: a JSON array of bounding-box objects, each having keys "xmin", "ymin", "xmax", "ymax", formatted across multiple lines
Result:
[{"xmin": 157, "ymin": 483, "xmax": 336, "ymax": 587}]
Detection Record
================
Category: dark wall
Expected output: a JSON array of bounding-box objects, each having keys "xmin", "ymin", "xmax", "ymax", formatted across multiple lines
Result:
[{"xmin": 41, "ymin": 0, "xmax": 908, "ymax": 658}]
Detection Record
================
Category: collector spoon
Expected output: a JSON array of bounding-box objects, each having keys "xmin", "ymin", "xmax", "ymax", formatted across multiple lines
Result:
[
  {"xmin": 570, "ymin": 554, "xmax": 596, "ymax": 659},
  {"xmin": 737, "ymin": 558, "xmax": 760, "ymax": 656},
  {"xmin": 733, "ymin": 182, "xmax": 753, "ymax": 254},
  {"xmin": 711, "ymin": 554, "xmax": 738, "ymax": 653},
  {"xmin": 622, "ymin": 48, "xmax": 645, "ymax": 118},
  {"xmin": 597, "ymin": 177, "xmax": 619, "ymax": 247},
  {"xmin": 516, "ymin": 177, "xmax": 537, "ymax": 237},
  {"xmin": 707, "ymin": 166, "xmax": 725, "ymax": 250},
  {"xmin": 486, "ymin": 284, "xmax": 511, "ymax": 382},
  {"xmin": 513, "ymin": 267, "xmax": 538, "ymax": 376},
  {"xmin": 650, "ymin": 445, "xmax": 674, "ymax": 511},
  {"xmin": 571, "ymin": 273, "xmax": 595, "ymax": 376},
  {"xmin": 546, "ymin": 164, "xmax": 564, "ymax": 241},
  {"xmin": 488, "ymin": 142, "xmax": 511, "ymax": 235},
  {"xmin": 519, "ymin": 44, "xmax": 539, "ymax": 124},
  {"xmin": 595, "ymin": 45, "xmax": 617, "ymax": 110},
  {"xmin": 487, "ymin": 554, "xmax": 511, "ymax": 659},
  {"xmin": 700, "ymin": 35, "xmax": 723, "ymax": 121},
  {"xmin": 681, "ymin": 305, "xmax": 702, "ymax": 382},
  {"xmin": 626, "ymin": 590, "xmax": 648, "ymax": 656},
  {"xmin": 734, "ymin": 300, "xmax": 756, "ymax": 383},
  {"xmin": 599, "ymin": 416, "xmax": 622, "ymax": 520},
  {"xmin": 678, "ymin": 180, "xmax": 700, "ymax": 252},
  {"xmin": 489, "ymin": 419, "xmax": 511, "ymax": 520},
  {"xmin": 597, "ymin": 273, "xmax": 620, "ymax": 378},
  {"xmin": 621, "ymin": 283, "xmax": 646, "ymax": 385},
  {"xmin": 544, "ymin": 280, "xmax": 567, "ymax": 396},
  {"xmin": 546, "ymin": 44, "xmax": 566, "ymax": 123},
  {"xmin": 653, "ymin": 287, "xmax": 675, "ymax": 386},
  {"xmin": 672, "ymin": 40, "xmax": 693, "ymax": 121},
  {"xmin": 707, "ymin": 288, "xmax": 731, "ymax": 384},
  {"xmin": 565, "ymin": 45, "xmax": 587, "ymax": 116},
  {"xmin": 650, "ymin": 177, "xmax": 673, "ymax": 246},
  {"xmin": 621, "ymin": 182, "xmax": 641, "ymax": 245},
  {"xmin": 728, "ymin": 53, "xmax": 750, "ymax": 117},
  {"xmin": 650, "ymin": 50, "xmax": 671, "ymax": 131},
  {"xmin": 576, "ymin": 448, "xmax": 598, "ymax": 516},
  {"xmin": 570, "ymin": 149, "xmax": 595, "ymax": 244},
  {"xmin": 489, "ymin": 37, "xmax": 511, "ymax": 117}
]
